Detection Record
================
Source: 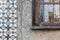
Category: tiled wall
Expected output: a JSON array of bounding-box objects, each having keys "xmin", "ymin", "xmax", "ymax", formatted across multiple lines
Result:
[{"xmin": 0, "ymin": 0, "xmax": 17, "ymax": 40}]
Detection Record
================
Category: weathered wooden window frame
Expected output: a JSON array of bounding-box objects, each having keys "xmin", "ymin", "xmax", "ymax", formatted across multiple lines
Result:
[{"xmin": 32, "ymin": 0, "xmax": 60, "ymax": 30}]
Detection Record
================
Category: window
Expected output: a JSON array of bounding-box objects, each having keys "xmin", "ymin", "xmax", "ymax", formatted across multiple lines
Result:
[{"xmin": 32, "ymin": 0, "xmax": 60, "ymax": 29}]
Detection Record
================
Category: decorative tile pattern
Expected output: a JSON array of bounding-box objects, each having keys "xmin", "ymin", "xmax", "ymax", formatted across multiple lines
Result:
[{"xmin": 0, "ymin": 0, "xmax": 17, "ymax": 40}]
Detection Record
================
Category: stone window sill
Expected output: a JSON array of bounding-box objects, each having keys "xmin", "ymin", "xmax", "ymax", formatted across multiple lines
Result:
[
  {"xmin": 31, "ymin": 22, "xmax": 60, "ymax": 30},
  {"xmin": 31, "ymin": 26, "xmax": 60, "ymax": 30}
]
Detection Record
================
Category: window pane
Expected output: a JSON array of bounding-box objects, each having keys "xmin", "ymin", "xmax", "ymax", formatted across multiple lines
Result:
[
  {"xmin": 40, "ymin": 5, "xmax": 53, "ymax": 22},
  {"xmin": 40, "ymin": 0, "xmax": 52, "ymax": 2},
  {"xmin": 40, "ymin": 4, "xmax": 60, "ymax": 23},
  {"xmin": 40, "ymin": 0, "xmax": 60, "ymax": 3},
  {"xmin": 40, "ymin": 5, "xmax": 44, "ymax": 21},
  {"xmin": 40, "ymin": 0, "xmax": 49, "ymax": 2},
  {"xmin": 40, "ymin": 0, "xmax": 44, "ymax": 2},
  {"xmin": 54, "ymin": 0, "xmax": 60, "ymax": 2},
  {"xmin": 44, "ymin": 5, "xmax": 53, "ymax": 22},
  {"xmin": 44, "ymin": 0, "xmax": 49, "ymax": 2},
  {"xmin": 54, "ymin": 5, "xmax": 60, "ymax": 22}
]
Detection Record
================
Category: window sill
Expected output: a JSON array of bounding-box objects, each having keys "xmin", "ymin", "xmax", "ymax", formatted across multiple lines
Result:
[{"xmin": 31, "ymin": 26, "xmax": 60, "ymax": 30}]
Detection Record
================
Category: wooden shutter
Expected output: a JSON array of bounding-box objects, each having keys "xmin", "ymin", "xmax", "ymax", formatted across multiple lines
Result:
[{"xmin": 35, "ymin": 0, "xmax": 41, "ymax": 25}]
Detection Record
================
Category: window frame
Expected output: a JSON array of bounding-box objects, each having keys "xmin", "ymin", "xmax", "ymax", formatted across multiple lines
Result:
[{"xmin": 32, "ymin": 0, "xmax": 60, "ymax": 30}]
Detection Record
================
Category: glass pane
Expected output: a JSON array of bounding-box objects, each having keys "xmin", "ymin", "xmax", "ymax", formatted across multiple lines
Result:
[
  {"xmin": 40, "ymin": 4, "xmax": 60, "ymax": 23},
  {"xmin": 40, "ymin": 0, "xmax": 44, "ymax": 2},
  {"xmin": 40, "ymin": 0, "xmax": 49, "ymax": 2},
  {"xmin": 54, "ymin": 5, "xmax": 60, "ymax": 23},
  {"xmin": 40, "ymin": 0, "xmax": 52, "ymax": 2},
  {"xmin": 54, "ymin": 0, "xmax": 60, "ymax": 2},
  {"xmin": 44, "ymin": 0, "xmax": 49, "ymax": 2},
  {"xmin": 40, "ymin": 5, "xmax": 44, "ymax": 21},
  {"xmin": 40, "ymin": 0, "xmax": 60, "ymax": 3}
]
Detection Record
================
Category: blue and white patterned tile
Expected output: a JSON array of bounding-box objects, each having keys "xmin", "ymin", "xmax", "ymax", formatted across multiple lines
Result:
[
  {"xmin": 0, "ymin": 28, "xmax": 7, "ymax": 36},
  {"xmin": 0, "ymin": 37, "xmax": 7, "ymax": 40},
  {"xmin": 0, "ymin": 29, "xmax": 3, "ymax": 36},
  {"xmin": 3, "ymin": 28, "xmax": 7, "ymax": 36},
  {"xmin": 9, "ymin": 0, "xmax": 17, "ymax": 8},
  {"xmin": 9, "ymin": 28, "xmax": 17, "ymax": 36},
  {"xmin": 0, "ymin": 0, "xmax": 17, "ymax": 39},
  {"xmin": 9, "ymin": 36, "xmax": 17, "ymax": 40},
  {"xmin": 9, "ymin": 20, "xmax": 17, "ymax": 27}
]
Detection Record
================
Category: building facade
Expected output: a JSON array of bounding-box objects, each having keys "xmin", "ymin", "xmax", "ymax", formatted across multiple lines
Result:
[
  {"xmin": 18, "ymin": 0, "xmax": 60, "ymax": 40},
  {"xmin": 0, "ymin": 0, "xmax": 60, "ymax": 40}
]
